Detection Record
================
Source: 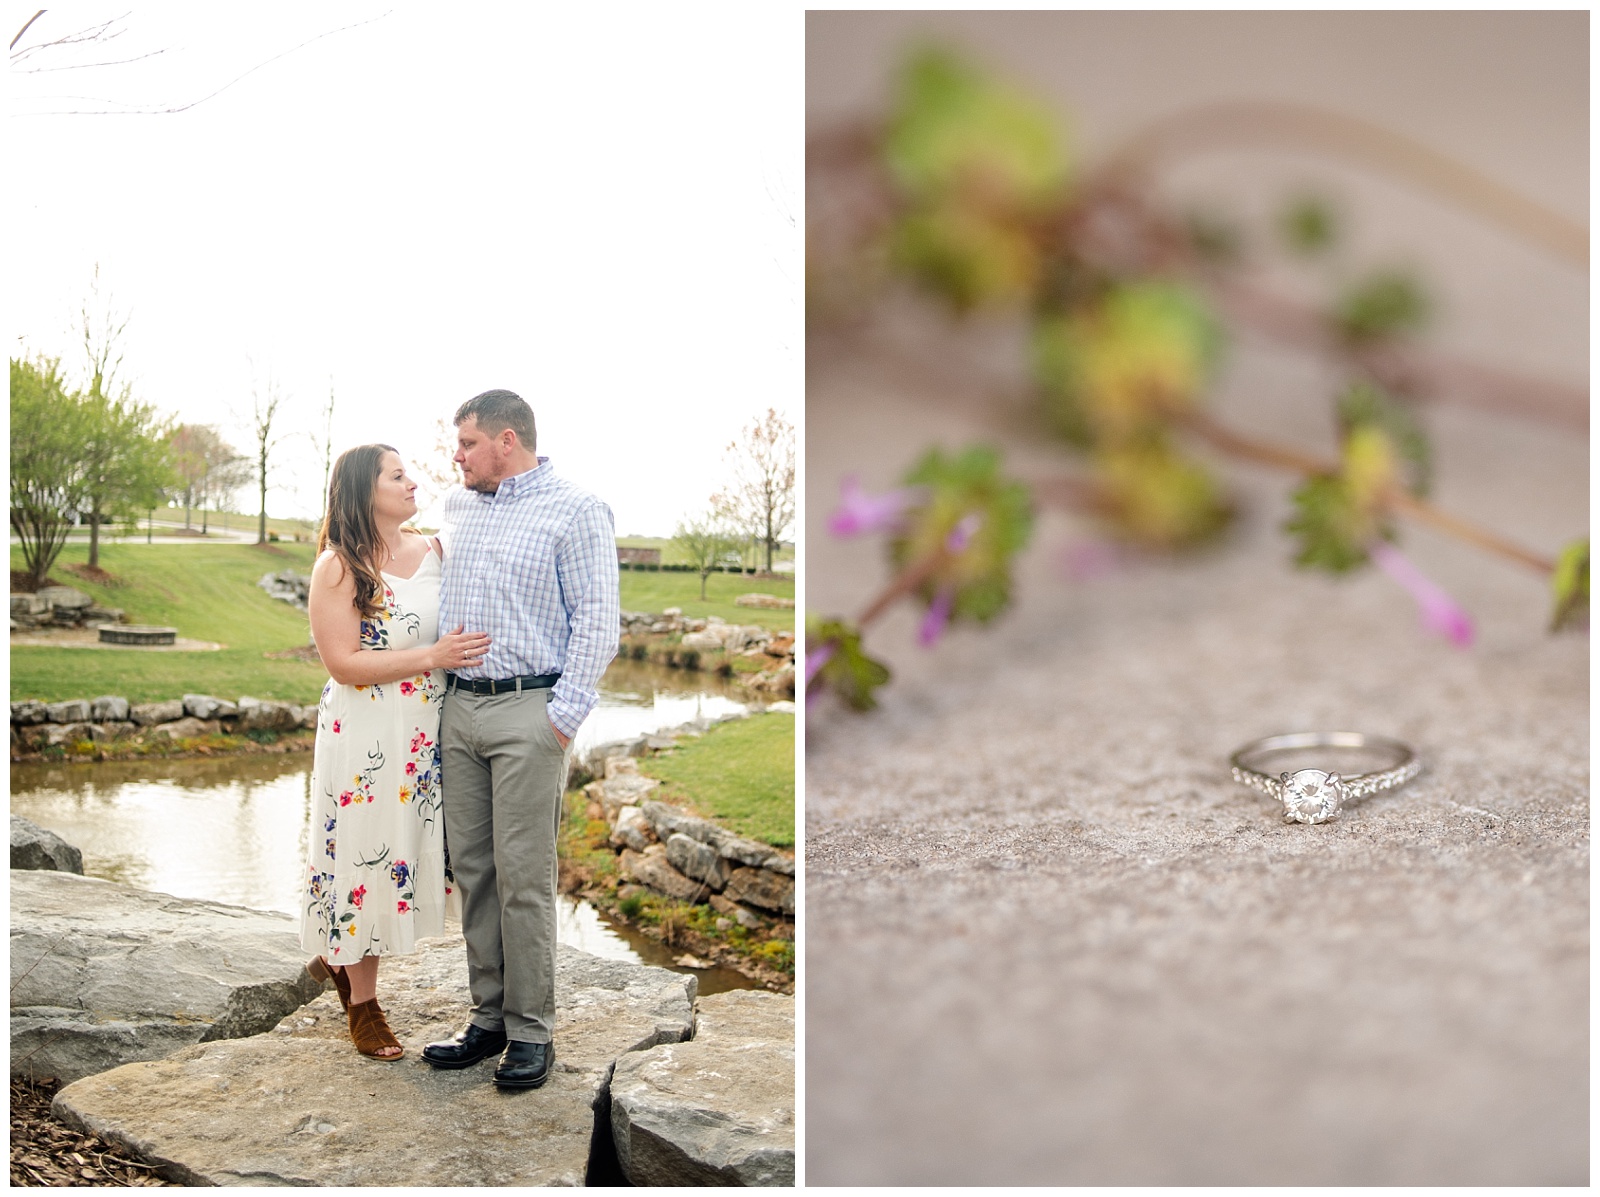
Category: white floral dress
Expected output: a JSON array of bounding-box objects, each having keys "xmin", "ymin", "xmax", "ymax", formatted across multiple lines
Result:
[{"xmin": 299, "ymin": 548, "xmax": 451, "ymax": 963}]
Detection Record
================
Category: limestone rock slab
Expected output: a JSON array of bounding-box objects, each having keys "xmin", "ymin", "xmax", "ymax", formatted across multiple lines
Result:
[
  {"xmin": 129, "ymin": 700, "xmax": 184, "ymax": 726},
  {"xmin": 724, "ymin": 867, "xmax": 795, "ymax": 915},
  {"xmin": 52, "ymin": 938, "xmax": 697, "ymax": 1186},
  {"xmin": 11, "ymin": 815, "xmax": 84, "ymax": 874},
  {"xmin": 666, "ymin": 832, "xmax": 731, "ymax": 890},
  {"xmin": 89, "ymin": 696, "xmax": 130, "ymax": 722},
  {"xmin": 10, "ymin": 871, "xmax": 323, "ymax": 1082},
  {"xmin": 611, "ymin": 989, "xmax": 796, "ymax": 1186},
  {"xmin": 619, "ymin": 848, "xmax": 708, "ymax": 902}
]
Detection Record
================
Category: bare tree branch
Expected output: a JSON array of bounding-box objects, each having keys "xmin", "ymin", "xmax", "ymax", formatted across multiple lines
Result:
[
  {"xmin": 9, "ymin": 8, "xmax": 46, "ymax": 52},
  {"xmin": 12, "ymin": 9, "xmax": 392, "ymax": 117}
]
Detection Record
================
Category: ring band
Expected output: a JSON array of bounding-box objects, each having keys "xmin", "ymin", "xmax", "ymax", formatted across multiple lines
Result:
[{"xmin": 1229, "ymin": 732, "xmax": 1422, "ymax": 824}]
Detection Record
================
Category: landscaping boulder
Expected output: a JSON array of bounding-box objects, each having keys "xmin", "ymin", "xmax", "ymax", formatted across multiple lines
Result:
[
  {"xmin": 10, "ymin": 871, "xmax": 324, "ymax": 1083},
  {"xmin": 611, "ymin": 989, "xmax": 796, "ymax": 1186},
  {"xmin": 734, "ymin": 593, "xmax": 796, "ymax": 610},
  {"xmin": 589, "ymin": 772, "xmax": 660, "ymax": 819},
  {"xmin": 129, "ymin": 700, "xmax": 185, "ymax": 727},
  {"xmin": 150, "ymin": 717, "xmax": 222, "ymax": 740},
  {"xmin": 710, "ymin": 893, "xmax": 767, "ymax": 930},
  {"xmin": 619, "ymin": 848, "xmax": 709, "ymax": 903},
  {"xmin": 665, "ymin": 833, "xmax": 731, "ymax": 891},
  {"xmin": 642, "ymin": 801, "xmax": 795, "ymax": 876},
  {"xmin": 41, "ymin": 722, "xmax": 95, "ymax": 748},
  {"xmin": 51, "ymin": 938, "xmax": 696, "ymax": 1186},
  {"xmin": 37, "ymin": 586, "xmax": 93, "ymax": 612},
  {"xmin": 723, "ymin": 867, "xmax": 795, "ymax": 916},
  {"xmin": 12, "ymin": 593, "xmax": 49, "ymax": 618},
  {"xmin": 11, "ymin": 700, "xmax": 48, "ymax": 725},
  {"xmin": 46, "ymin": 699, "xmax": 91, "ymax": 724},
  {"xmin": 236, "ymin": 697, "xmax": 299, "ymax": 733},
  {"xmin": 680, "ymin": 631, "xmax": 725, "ymax": 653},
  {"xmin": 182, "ymin": 694, "xmax": 226, "ymax": 720},
  {"xmin": 611, "ymin": 806, "xmax": 658, "ymax": 852},
  {"xmin": 10, "ymin": 815, "xmax": 84, "ymax": 874},
  {"xmin": 89, "ymin": 696, "xmax": 130, "ymax": 722}
]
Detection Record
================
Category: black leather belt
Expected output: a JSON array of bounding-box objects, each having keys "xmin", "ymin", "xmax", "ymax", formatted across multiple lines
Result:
[{"xmin": 444, "ymin": 672, "xmax": 561, "ymax": 695}]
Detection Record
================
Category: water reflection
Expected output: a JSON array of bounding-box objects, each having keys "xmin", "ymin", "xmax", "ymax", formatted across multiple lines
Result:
[
  {"xmin": 11, "ymin": 665, "xmax": 764, "ymax": 993},
  {"xmin": 577, "ymin": 656, "xmax": 753, "ymax": 759}
]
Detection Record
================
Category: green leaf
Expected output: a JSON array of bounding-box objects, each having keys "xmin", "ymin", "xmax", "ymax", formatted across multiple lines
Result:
[
  {"xmin": 891, "ymin": 445, "xmax": 1034, "ymax": 625},
  {"xmin": 806, "ymin": 616, "xmax": 892, "ymax": 711},
  {"xmin": 880, "ymin": 47, "xmax": 1068, "ymax": 312},
  {"xmin": 1550, "ymin": 538, "xmax": 1588, "ymax": 633},
  {"xmin": 1335, "ymin": 270, "xmax": 1429, "ymax": 343},
  {"xmin": 888, "ymin": 206, "xmax": 1042, "ymax": 312},
  {"xmin": 1336, "ymin": 381, "xmax": 1431, "ymax": 497},
  {"xmin": 1097, "ymin": 439, "xmax": 1232, "ymax": 549},
  {"xmin": 1285, "ymin": 474, "xmax": 1390, "ymax": 573},
  {"xmin": 1279, "ymin": 194, "xmax": 1338, "ymax": 256},
  {"xmin": 1032, "ymin": 281, "xmax": 1223, "ymax": 446},
  {"xmin": 885, "ymin": 46, "xmax": 1069, "ymax": 209}
]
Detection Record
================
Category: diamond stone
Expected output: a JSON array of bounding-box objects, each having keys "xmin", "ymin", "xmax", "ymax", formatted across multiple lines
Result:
[{"xmin": 1281, "ymin": 769, "xmax": 1342, "ymax": 824}]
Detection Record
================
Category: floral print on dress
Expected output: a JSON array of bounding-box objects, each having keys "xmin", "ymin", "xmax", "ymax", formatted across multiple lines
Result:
[{"xmin": 300, "ymin": 547, "xmax": 450, "ymax": 965}]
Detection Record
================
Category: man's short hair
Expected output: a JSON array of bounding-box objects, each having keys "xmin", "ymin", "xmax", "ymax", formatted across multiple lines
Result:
[{"xmin": 456, "ymin": 389, "xmax": 536, "ymax": 452}]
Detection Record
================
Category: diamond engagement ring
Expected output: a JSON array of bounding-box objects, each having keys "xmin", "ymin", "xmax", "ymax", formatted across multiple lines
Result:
[{"xmin": 1229, "ymin": 732, "xmax": 1422, "ymax": 824}]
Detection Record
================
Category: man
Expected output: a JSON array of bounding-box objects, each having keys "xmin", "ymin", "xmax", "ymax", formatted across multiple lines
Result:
[{"xmin": 421, "ymin": 388, "xmax": 619, "ymax": 1089}]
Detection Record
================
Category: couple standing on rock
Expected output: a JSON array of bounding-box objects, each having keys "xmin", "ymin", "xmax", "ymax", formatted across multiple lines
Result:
[{"xmin": 297, "ymin": 389, "xmax": 619, "ymax": 1090}]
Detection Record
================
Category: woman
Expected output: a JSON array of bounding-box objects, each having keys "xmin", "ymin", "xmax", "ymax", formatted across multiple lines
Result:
[{"xmin": 298, "ymin": 443, "xmax": 489, "ymax": 1060}]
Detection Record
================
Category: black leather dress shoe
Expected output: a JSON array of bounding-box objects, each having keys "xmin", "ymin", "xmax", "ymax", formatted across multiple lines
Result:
[
  {"xmin": 493, "ymin": 1040, "xmax": 553, "ymax": 1089},
  {"xmin": 421, "ymin": 1024, "xmax": 508, "ymax": 1069}
]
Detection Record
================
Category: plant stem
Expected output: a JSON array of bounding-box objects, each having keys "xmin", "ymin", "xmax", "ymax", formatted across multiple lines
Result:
[
  {"xmin": 1098, "ymin": 99, "xmax": 1587, "ymax": 267},
  {"xmin": 857, "ymin": 547, "xmax": 951, "ymax": 631},
  {"xmin": 1179, "ymin": 411, "xmax": 1557, "ymax": 575}
]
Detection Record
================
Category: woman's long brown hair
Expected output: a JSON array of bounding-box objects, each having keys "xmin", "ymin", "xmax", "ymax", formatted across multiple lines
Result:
[{"xmin": 317, "ymin": 443, "xmax": 407, "ymax": 620}]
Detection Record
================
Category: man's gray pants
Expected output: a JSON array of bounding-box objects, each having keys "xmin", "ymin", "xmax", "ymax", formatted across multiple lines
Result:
[{"xmin": 441, "ymin": 686, "xmax": 568, "ymax": 1045}]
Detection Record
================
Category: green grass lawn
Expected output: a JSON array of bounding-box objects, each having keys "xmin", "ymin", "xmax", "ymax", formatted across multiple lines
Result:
[
  {"xmin": 618, "ymin": 571, "xmax": 794, "ymax": 632},
  {"xmin": 11, "ymin": 542, "xmax": 329, "ymax": 704},
  {"xmin": 12, "ymin": 541, "xmax": 792, "ymax": 703},
  {"xmin": 639, "ymin": 712, "xmax": 795, "ymax": 848}
]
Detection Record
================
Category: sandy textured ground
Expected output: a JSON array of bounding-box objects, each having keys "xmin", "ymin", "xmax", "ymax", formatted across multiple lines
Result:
[
  {"xmin": 804, "ymin": 15, "xmax": 1586, "ymax": 1183},
  {"xmin": 803, "ymin": 313, "xmax": 1587, "ymax": 1186}
]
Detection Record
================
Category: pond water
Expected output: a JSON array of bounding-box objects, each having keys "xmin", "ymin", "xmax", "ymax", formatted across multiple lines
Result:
[{"xmin": 11, "ymin": 662, "xmax": 767, "ymax": 995}]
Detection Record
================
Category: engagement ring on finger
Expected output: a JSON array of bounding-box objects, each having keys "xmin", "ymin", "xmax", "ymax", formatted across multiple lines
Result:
[{"xmin": 1229, "ymin": 732, "xmax": 1422, "ymax": 824}]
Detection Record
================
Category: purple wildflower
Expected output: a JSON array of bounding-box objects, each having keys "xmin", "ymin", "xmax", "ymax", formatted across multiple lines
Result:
[
  {"xmin": 918, "ymin": 585, "xmax": 957, "ymax": 648},
  {"xmin": 827, "ymin": 475, "xmax": 925, "ymax": 537},
  {"xmin": 805, "ymin": 640, "xmax": 837, "ymax": 686},
  {"xmin": 1369, "ymin": 541, "xmax": 1474, "ymax": 648},
  {"xmin": 946, "ymin": 513, "xmax": 982, "ymax": 553}
]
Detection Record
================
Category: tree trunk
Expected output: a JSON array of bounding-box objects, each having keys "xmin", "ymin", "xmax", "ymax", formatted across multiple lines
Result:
[
  {"xmin": 257, "ymin": 451, "xmax": 268, "ymax": 545},
  {"xmin": 88, "ymin": 501, "xmax": 103, "ymax": 568},
  {"xmin": 700, "ymin": 569, "xmax": 709, "ymax": 601},
  {"xmin": 764, "ymin": 497, "xmax": 775, "ymax": 573}
]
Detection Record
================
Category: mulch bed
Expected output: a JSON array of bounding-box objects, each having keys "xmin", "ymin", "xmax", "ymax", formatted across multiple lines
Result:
[{"xmin": 10, "ymin": 1076, "xmax": 173, "ymax": 1187}]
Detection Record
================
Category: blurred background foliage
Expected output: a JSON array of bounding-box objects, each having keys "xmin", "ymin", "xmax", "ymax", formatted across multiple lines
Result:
[{"xmin": 806, "ymin": 44, "xmax": 1586, "ymax": 710}]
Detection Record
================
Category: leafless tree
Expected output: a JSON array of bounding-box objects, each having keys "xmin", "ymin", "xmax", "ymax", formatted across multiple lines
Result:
[
  {"xmin": 248, "ymin": 370, "xmax": 292, "ymax": 545},
  {"xmin": 408, "ymin": 416, "xmax": 461, "ymax": 514},
  {"xmin": 715, "ymin": 408, "xmax": 796, "ymax": 574},
  {"xmin": 312, "ymin": 380, "xmax": 337, "ymax": 526}
]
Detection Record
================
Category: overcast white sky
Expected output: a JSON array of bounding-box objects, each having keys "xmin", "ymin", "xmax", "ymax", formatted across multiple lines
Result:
[{"xmin": 9, "ymin": 4, "xmax": 801, "ymax": 536}]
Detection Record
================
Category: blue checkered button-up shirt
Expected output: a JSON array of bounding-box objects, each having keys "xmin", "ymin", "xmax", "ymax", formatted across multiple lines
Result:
[{"xmin": 438, "ymin": 458, "xmax": 620, "ymax": 738}]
